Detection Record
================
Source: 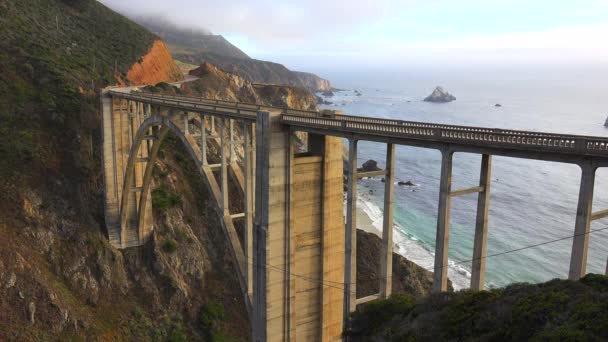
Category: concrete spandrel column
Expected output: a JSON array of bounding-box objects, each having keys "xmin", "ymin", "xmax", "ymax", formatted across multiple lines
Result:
[
  {"xmin": 380, "ymin": 143, "xmax": 395, "ymax": 298},
  {"xmin": 202, "ymin": 115, "xmax": 209, "ymax": 166},
  {"xmin": 183, "ymin": 112, "xmax": 189, "ymax": 135},
  {"xmin": 433, "ymin": 149, "xmax": 453, "ymax": 293},
  {"xmin": 243, "ymin": 121, "xmax": 254, "ymax": 298},
  {"xmin": 229, "ymin": 119, "xmax": 235, "ymax": 163},
  {"xmin": 220, "ymin": 118, "xmax": 229, "ymax": 216},
  {"xmin": 471, "ymin": 154, "xmax": 492, "ymax": 291},
  {"xmin": 569, "ymin": 163, "xmax": 596, "ymax": 280},
  {"xmin": 344, "ymin": 139, "xmax": 358, "ymax": 319}
]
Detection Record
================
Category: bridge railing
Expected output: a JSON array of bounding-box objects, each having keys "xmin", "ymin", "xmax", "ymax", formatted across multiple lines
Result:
[
  {"xmin": 127, "ymin": 91, "xmax": 318, "ymax": 116},
  {"xmin": 108, "ymin": 91, "xmax": 259, "ymax": 121},
  {"xmin": 282, "ymin": 114, "xmax": 608, "ymax": 156}
]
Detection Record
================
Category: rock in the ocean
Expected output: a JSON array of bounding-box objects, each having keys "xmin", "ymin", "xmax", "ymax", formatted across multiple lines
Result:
[
  {"xmin": 321, "ymin": 90, "xmax": 334, "ymax": 97},
  {"xmin": 398, "ymin": 180, "xmax": 415, "ymax": 186},
  {"xmin": 605, "ymin": 116, "xmax": 608, "ymax": 127},
  {"xmin": 423, "ymin": 86, "xmax": 456, "ymax": 103},
  {"xmin": 495, "ymin": 103, "xmax": 502, "ymax": 107},
  {"xmin": 358, "ymin": 160, "xmax": 381, "ymax": 172},
  {"xmin": 315, "ymin": 95, "xmax": 332, "ymax": 105}
]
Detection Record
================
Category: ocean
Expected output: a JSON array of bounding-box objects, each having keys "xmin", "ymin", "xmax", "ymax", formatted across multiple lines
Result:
[{"xmin": 317, "ymin": 66, "xmax": 608, "ymax": 289}]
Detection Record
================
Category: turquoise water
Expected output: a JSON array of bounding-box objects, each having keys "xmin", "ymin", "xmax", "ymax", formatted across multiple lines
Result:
[{"xmin": 319, "ymin": 66, "xmax": 608, "ymax": 289}]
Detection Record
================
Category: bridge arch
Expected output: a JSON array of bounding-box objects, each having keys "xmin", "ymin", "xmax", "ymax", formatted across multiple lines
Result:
[{"xmin": 118, "ymin": 115, "xmax": 196, "ymax": 246}]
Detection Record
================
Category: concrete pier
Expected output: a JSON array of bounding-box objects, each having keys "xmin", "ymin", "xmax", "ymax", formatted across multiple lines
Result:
[
  {"xmin": 569, "ymin": 163, "xmax": 596, "ymax": 280},
  {"xmin": 380, "ymin": 144, "xmax": 395, "ymax": 298},
  {"xmin": 471, "ymin": 154, "xmax": 492, "ymax": 290},
  {"xmin": 433, "ymin": 150, "xmax": 453, "ymax": 293},
  {"xmin": 344, "ymin": 139, "xmax": 358, "ymax": 322}
]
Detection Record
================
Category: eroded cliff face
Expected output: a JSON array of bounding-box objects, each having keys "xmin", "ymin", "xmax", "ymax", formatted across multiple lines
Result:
[
  {"xmin": 176, "ymin": 62, "xmax": 317, "ymax": 110},
  {"xmin": 126, "ymin": 40, "xmax": 183, "ymax": 86}
]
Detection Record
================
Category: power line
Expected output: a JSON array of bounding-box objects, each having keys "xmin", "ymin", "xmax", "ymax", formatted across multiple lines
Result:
[{"xmin": 241, "ymin": 224, "xmax": 608, "ymax": 295}]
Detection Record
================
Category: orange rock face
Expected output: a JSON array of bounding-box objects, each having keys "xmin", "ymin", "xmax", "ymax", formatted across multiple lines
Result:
[{"xmin": 126, "ymin": 40, "xmax": 183, "ymax": 85}]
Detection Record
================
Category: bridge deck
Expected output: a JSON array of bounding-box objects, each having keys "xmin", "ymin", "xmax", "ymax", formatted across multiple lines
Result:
[{"xmin": 109, "ymin": 90, "xmax": 608, "ymax": 164}]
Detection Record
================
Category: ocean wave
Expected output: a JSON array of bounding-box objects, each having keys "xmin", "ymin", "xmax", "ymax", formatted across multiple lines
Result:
[{"xmin": 355, "ymin": 194, "xmax": 471, "ymax": 290}]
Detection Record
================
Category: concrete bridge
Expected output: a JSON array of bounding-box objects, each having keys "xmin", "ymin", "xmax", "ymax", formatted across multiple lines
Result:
[{"xmin": 101, "ymin": 88, "xmax": 608, "ymax": 341}]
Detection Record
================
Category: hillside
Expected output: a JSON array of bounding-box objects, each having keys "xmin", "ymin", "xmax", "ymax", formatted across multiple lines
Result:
[
  {"xmin": 348, "ymin": 274, "xmax": 608, "ymax": 341},
  {"xmin": 0, "ymin": 0, "xmax": 241, "ymax": 340},
  {"xmin": 133, "ymin": 16, "xmax": 250, "ymax": 60},
  {"xmin": 133, "ymin": 15, "xmax": 332, "ymax": 91},
  {"xmin": 180, "ymin": 52, "xmax": 332, "ymax": 92}
]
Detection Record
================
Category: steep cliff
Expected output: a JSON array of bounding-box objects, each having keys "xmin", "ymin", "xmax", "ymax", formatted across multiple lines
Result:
[
  {"xmin": 130, "ymin": 15, "xmax": 332, "ymax": 91},
  {"xmin": 147, "ymin": 62, "xmax": 318, "ymax": 110},
  {"xmin": 356, "ymin": 230, "xmax": 453, "ymax": 298},
  {"xmin": 0, "ymin": 0, "xmax": 242, "ymax": 339},
  {"xmin": 126, "ymin": 40, "xmax": 183, "ymax": 85},
  {"xmin": 183, "ymin": 52, "xmax": 332, "ymax": 92}
]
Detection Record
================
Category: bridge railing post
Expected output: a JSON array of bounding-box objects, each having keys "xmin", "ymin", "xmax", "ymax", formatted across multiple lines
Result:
[
  {"xmin": 433, "ymin": 149, "xmax": 453, "ymax": 293},
  {"xmin": 380, "ymin": 143, "xmax": 395, "ymax": 299},
  {"xmin": 471, "ymin": 154, "xmax": 492, "ymax": 291},
  {"xmin": 569, "ymin": 162, "xmax": 596, "ymax": 280}
]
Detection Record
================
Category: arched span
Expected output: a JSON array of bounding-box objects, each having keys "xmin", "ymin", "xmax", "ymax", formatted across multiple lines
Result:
[{"xmin": 119, "ymin": 115, "xmax": 208, "ymax": 245}]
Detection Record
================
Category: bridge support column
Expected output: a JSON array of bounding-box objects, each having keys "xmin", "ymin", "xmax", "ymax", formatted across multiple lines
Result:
[
  {"xmin": 569, "ymin": 162, "xmax": 596, "ymax": 280},
  {"xmin": 183, "ymin": 112, "xmax": 189, "ymax": 135},
  {"xmin": 200, "ymin": 114, "xmax": 207, "ymax": 166},
  {"xmin": 253, "ymin": 112, "xmax": 345, "ymax": 342},
  {"xmin": 471, "ymin": 154, "xmax": 492, "ymax": 291},
  {"xmin": 244, "ymin": 121, "xmax": 254, "ymax": 299},
  {"xmin": 433, "ymin": 149, "xmax": 453, "ymax": 293},
  {"xmin": 230, "ymin": 119, "xmax": 236, "ymax": 163},
  {"xmin": 220, "ymin": 118, "xmax": 230, "ymax": 216},
  {"xmin": 344, "ymin": 139, "xmax": 358, "ymax": 328},
  {"xmin": 380, "ymin": 143, "xmax": 395, "ymax": 299}
]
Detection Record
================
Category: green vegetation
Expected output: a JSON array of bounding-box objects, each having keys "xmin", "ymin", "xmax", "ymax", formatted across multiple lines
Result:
[
  {"xmin": 152, "ymin": 185, "xmax": 183, "ymax": 211},
  {"xmin": 348, "ymin": 274, "xmax": 608, "ymax": 341},
  {"xmin": 0, "ymin": 0, "xmax": 156, "ymax": 178},
  {"xmin": 162, "ymin": 238, "xmax": 178, "ymax": 253},
  {"xmin": 199, "ymin": 302, "xmax": 236, "ymax": 342},
  {"xmin": 127, "ymin": 314, "xmax": 191, "ymax": 341}
]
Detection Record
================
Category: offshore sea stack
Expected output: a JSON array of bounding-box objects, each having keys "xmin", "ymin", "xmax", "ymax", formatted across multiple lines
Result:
[
  {"xmin": 604, "ymin": 116, "xmax": 608, "ymax": 127},
  {"xmin": 424, "ymin": 86, "xmax": 456, "ymax": 103}
]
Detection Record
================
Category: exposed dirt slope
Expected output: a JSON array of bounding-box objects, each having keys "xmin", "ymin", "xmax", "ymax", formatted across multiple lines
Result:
[{"xmin": 126, "ymin": 40, "xmax": 183, "ymax": 85}]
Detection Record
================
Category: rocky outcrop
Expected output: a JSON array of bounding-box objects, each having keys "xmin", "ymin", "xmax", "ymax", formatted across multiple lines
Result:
[
  {"xmin": 291, "ymin": 71, "xmax": 332, "ymax": 92},
  {"xmin": 398, "ymin": 180, "xmax": 415, "ymax": 186},
  {"xmin": 358, "ymin": 160, "xmax": 381, "ymax": 172},
  {"xmin": 604, "ymin": 116, "xmax": 608, "ymax": 127},
  {"xmin": 177, "ymin": 52, "xmax": 331, "ymax": 92},
  {"xmin": 126, "ymin": 40, "xmax": 183, "ymax": 85},
  {"xmin": 357, "ymin": 229, "xmax": 452, "ymax": 298},
  {"xmin": 424, "ymin": 86, "xmax": 456, "ymax": 103},
  {"xmin": 180, "ymin": 62, "xmax": 317, "ymax": 110}
]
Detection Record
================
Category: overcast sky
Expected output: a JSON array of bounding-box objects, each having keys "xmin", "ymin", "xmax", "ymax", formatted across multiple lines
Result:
[{"xmin": 100, "ymin": 0, "xmax": 608, "ymax": 71}]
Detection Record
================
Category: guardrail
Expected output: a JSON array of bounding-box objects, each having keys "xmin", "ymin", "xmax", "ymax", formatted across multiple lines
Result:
[
  {"xmin": 109, "ymin": 91, "xmax": 258, "ymax": 121},
  {"xmin": 282, "ymin": 114, "xmax": 608, "ymax": 157}
]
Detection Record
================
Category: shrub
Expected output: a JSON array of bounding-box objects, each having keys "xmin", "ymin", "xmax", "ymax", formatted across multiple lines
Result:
[
  {"xmin": 152, "ymin": 186, "xmax": 182, "ymax": 212},
  {"xmin": 162, "ymin": 238, "xmax": 178, "ymax": 253}
]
